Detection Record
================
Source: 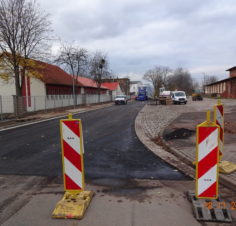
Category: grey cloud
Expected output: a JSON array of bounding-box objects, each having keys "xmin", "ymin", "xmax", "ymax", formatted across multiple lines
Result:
[{"xmin": 39, "ymin": 0, "xmax": 236, "ymax": 81}]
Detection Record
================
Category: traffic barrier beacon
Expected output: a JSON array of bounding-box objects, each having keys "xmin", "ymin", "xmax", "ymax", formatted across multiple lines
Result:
[
  {"xmin": 195, "ymin": 111, "xmax": 220, "ymax": 199},
  {"xmin": 214, "ymin": 99, "xmax": 236, "ymax": 174},
  {"xmin": 214, "ymin": 99, "xmax": 224, "ymax": 158},
  {"xmin": 52, "ymin": 113, "xmax": 93, "ymax": 219}
]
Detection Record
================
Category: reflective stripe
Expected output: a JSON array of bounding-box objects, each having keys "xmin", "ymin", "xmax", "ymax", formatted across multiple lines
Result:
[
  {"xmin": 198, "ymin": 129, "xmax": 218, "ymax": 161},
  {"xmin": 216, "ymin": 108, "xmax": 223, "ymax": 128},
  {"xmin": 198, "ymin": 165, "xmax": 217, "ymax": 196},
  {"xmin": 62, "ymin": 123, "xmax": 80, "ymax": 155},
  {"xmin": 64, "ymin": 157, "xmax": 82, "ymax": 189}
]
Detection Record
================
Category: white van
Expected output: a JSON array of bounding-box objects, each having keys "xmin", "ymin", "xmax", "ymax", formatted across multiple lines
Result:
[{"xmin": 171, "ymin": 91, "xmax": 187, "ymax": 104}]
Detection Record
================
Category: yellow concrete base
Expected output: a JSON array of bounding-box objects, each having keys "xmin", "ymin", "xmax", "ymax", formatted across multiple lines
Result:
[
  {"xmin": 52, "ymin": 191, "xmax": 94, "ymax": 219},
  {"xmin": 219, "ymin": 161, "xmax": 236, "ymax": 174}
]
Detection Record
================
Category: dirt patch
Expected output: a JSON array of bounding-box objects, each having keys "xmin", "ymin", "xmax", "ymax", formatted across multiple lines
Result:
[
  {"xmin": 151, "ymin": 136, "xmax": 163, "ymax": 146},
  {"xmin": 225, "ymin": 121, "xmax": 236, "ymax": 134},
  {"xmin": 89, "ymin": 178, "xmax": 163, "ymax": 202},
  {"xmin": 163, "ymin": 128, "xmax": 195, "ymax": 140}
]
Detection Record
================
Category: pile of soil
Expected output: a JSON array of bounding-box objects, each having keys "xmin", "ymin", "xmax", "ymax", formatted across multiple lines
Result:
[{"xmin": 164, "ymin": 128, "xmax": 195, "ymax": 141}]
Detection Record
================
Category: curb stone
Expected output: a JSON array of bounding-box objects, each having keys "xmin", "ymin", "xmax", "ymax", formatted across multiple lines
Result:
[
  {"xmin": 159, "ymin": 118, "xmax": 236, "ymax": 192},
  {"xmin": 135, "ymin": 105, "xmax": 195, "ymax": 179},
  {"xmin": 0, "ymin": 102, "xmax": 114, "ymax": 130},
  {"xmin": 135, "ymin": 104, "xmax": 236, "ymax": 191}
]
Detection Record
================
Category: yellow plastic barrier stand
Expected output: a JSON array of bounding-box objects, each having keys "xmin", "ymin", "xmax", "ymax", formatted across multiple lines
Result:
[
  {"xmin": 219, "ymin": 161, "xmax": 236, "ymax": 174},
  {"xmin": 52, "ymin": 191, "xmax": 94, "ymax": 219}
]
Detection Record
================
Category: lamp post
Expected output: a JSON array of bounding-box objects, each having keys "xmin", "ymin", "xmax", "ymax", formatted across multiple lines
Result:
[{"xmin": 98, "ymin": 58, "xmax": 105, "ymax": 103}]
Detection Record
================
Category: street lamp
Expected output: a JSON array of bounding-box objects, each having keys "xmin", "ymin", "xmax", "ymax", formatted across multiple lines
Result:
[{"xmin": 98, "ymin": 58, "xmax": 105, "ymax": 103}]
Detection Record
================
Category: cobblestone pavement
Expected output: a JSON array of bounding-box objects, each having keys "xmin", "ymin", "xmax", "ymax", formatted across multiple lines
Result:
[
  {"xmin": 135, "ymin": 98, "xmax": 236, "ymax": 190},
  {"xmin": 135, "ymin": 102, "xmax": 196, "ymax": 178}
]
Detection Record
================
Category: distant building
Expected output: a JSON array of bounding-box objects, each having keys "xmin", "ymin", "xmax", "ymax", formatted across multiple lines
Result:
[
  {"xmin": 0, "ymin": 60, "xmax": 108, "ymax": 108},
  {"xmin": 102, "ymin": 82, "xmax": 123, "ymax": 96},
  {"xmin": 204, "ymin": 66, "xmax": 236, "ymax": 98},
  {"xmin": 102, "ymin": 78, "xmax": 130, "ymax": 95}
]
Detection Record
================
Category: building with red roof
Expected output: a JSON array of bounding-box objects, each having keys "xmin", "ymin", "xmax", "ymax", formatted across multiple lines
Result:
[
  {"xmin": 0, "ymin": 57, "xmax": 112, "ymax": 114},
  {"xmin": 101, "ymin": 82, "xmax": 123, "ymax": 96},
  {"xmin": 0, "ymin": 60, "xmax": 108, "ymax": 97},
  {"xmin": 204, "ymin": 66, "xmax": 236, "ymax": 98}
]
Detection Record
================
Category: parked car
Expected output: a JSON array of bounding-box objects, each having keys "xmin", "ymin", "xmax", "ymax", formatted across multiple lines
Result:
[
  {"xmin": 171, "ymin": 91, "xmax": 187, "ymax": 104},
  {"xmin": 114, "ymin": 95, "xmax": 128, "ymax": 105}
]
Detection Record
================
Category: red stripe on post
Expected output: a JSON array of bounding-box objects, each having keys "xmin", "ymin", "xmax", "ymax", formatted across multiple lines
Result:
[
  {"xmin": 198, "ymin": 127, "xmax": 217, "ymax": 144},
  {"xmin": 63, "ymin": 140, "xmax": 82, "ymax": 171},
  {"xmin": 65, "ymin": 174, "xmax": 82, "ymax": 190},
  {"xmin": 198, "ymin": 146, "xmax": 218, "ymax": 179},
  {"xmin": 219, "ymin": 127, "xmax": 223, "ymax": 140},
  {"xmin": 217, "ymin": 105, "xmax": 223, "ymax": 115},
  {"xmin": 63, "ymin": 121, "xmax": 80, "ymax": 137},
  {"xmin": 198, "ymin": 181, "xmax": 217, "ymax": 198}
]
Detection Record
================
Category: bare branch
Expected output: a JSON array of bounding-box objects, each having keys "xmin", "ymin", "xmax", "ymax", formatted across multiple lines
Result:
[{"xmin": 0, "ymin": 0, "xmax": 51, "ymax": 96}]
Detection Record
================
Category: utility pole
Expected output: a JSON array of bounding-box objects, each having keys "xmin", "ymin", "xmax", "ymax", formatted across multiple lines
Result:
[{"xmin": 98, "ymin": 58, "xmax": 105, "ymax": 103}]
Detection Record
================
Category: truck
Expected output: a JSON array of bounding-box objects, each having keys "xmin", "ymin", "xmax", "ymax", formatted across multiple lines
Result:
[
  {"xmin": 192, "ymin": 89, "xmax": 203, "ymax": 101},
  {"xmin": 172, "ymin": 91, "xmax": 187, "ymax": 104},
  {"xmin": 159, "ymin": 88, "xmax": 187, "ymax": 105},
  {"xmin": 136, "ymin": 87, "xmax": 148, "ymax": 101},
  {"xmin": 159, "ymin": 90, "xmax": 172, "ymax": 105}
]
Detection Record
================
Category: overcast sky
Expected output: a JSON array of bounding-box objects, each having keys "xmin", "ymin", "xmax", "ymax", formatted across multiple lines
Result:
[{"xmin": 39, "ymin": 0, "xmax": 236, "ymax": 82}]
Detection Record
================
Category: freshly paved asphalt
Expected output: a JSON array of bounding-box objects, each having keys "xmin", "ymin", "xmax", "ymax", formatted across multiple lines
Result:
[{"xmin": 0, "ymin": 101, "xmax": 187, "ymax": 180}]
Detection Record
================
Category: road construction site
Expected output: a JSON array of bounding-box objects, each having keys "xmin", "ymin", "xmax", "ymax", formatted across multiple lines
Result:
[{"xmin": 0, "ymin": 98, "xmax": 236, "ymax": 225}]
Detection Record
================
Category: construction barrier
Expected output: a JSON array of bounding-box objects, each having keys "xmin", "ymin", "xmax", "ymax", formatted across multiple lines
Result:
[
  {"xmin": 52, "ymin": 113, "xmax": 93, "ymax": 219},
  {"xmin": 213, "ymin": 99, "xmax": 236, "ymax": 174},
  {"xmin": 195, "ymin": 111, "xmax": 220, "ymax": 199},
  {"xmin": 214, "ymin": 99, "xmax": 224, "ymax": 158},
  {"xmin": 60, "ymin": 115, "xmax": 85, "ymax": 192}
]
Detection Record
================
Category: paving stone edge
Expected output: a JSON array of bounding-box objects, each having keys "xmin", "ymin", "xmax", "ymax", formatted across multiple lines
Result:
[
  {"xmin": 135, "ymin": 105, "xmax": 236, "ymax": 191},
  {"xmin": 135, "ymin": 105, "xmax": 195, "ymax": 179}
]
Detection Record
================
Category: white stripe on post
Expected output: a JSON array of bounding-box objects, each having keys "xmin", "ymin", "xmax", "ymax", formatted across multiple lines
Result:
[
  {"xmin": 198, "ymin": 129, "xmax": 218, "ymax": 161},
  {"xmin": 216, "ymin": 108, "xmax": 223, "ymax": 127},
  {"xmin": 198, "ymin": 165, "xmax": 217, "ymax": 195},
  {"xmin": 62, "ymin": 123, "xmax": 81, "ymax": 155},
  {"xmin": 64, "ymin": 157, "xmax": 83, "ymax": 188}
]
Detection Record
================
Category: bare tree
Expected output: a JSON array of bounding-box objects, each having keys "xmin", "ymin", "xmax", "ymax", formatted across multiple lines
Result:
[
  {"xmin": 167, "ymin": 68, "xmax": 193, "ymax": 94},
  {"xmin": 143, "ymin": 66, "xmax": 171, "ymax": 97},
  {"xmin": 55, "ymin": 44, "xmax": 88, "ymax": 106},
  {"xmin": 192, "ymin": 78, "xmax": 200, "ymax": 92},
  {"xmin": 0, "ymin": 0, "xmax": 51, "ymax": 115},
  {"xmin": 89, "ymin": 51, "xmax": 111, "ymax": 102},
  {"xmin": 201, "ymin": 74, "xmax": 218, "ymax": 87}
]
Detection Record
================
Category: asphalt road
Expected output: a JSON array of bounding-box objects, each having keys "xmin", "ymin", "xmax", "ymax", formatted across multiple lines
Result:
[{"xmin": 0, "ymin": 101, "xmax": 187, "ymax": 180}]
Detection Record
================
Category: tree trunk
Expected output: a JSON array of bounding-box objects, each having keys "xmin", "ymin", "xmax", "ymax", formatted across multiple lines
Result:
[{"xmin": 14, "ymin": 67, "xmax": 26, "ymax": 117}]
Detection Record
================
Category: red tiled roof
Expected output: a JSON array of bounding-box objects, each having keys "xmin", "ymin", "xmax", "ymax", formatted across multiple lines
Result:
[
  {"xmin": 102, "ymin": 82, "xmax": 119, "ymax": 91},
  {"xmin": 77, "ymin": 76, "xmax": 107, "ymax": 89},
  {"xmin": 35, "ymin": 61, "xmax": 107, "ymax": 89},
  {"xmin": 37, "ymin": 61, "xmax": 74, "ymax": 86}
]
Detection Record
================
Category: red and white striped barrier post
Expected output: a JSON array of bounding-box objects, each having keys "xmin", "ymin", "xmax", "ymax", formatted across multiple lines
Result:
[
  {"xmin": 196, "ymin": 111, "xmax": 220, "ymax": 199},
  {"xmin": 52, "ymin": 114, "xmax": 93, "ymax": 219},
  {"xmin": 60, "ymin": 113, "xmax": 85, "ymax": 193},
  {"xmin": 214, "ymin": 99, "xmax": 224, "ymax": 159}
]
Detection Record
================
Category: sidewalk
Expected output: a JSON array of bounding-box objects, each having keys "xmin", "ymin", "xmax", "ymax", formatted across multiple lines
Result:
[
  {"xmin": 0, "ymin": 102, "xmax": 114, "ymax": 130},
  {"xmin": 135, "ymin": 98, "xmax": 236, "ymax": 191}
]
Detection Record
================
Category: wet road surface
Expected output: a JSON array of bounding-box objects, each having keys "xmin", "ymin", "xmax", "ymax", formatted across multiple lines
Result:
[{"xmin": 0, "ymin": 101, "xmax": 188, "ymax": 180}]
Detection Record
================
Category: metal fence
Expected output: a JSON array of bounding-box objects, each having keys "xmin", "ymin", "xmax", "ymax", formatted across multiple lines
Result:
[{"xmin": 0, "ymin": 94, "xmax": 113, "ymax": 120}]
